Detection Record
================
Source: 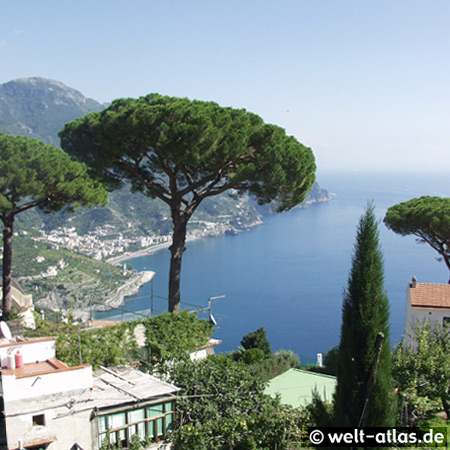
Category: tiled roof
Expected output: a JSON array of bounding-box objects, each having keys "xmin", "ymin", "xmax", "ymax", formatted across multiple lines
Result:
[{"xmin": 410, "ymin": 282, "xmax": 450, "ymax": 309}]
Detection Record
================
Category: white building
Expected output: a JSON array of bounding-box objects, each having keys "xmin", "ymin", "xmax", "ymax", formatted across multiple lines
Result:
[
  {"xmin": 405, "ymin": 277, "xmax": 450, "ymax": 343},
  {"xmin": 0, "ymin": 337, "xmax": 178, "ymax": 450}
]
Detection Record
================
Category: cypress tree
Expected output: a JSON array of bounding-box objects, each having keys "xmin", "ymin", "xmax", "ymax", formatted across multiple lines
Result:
[{"xmin": 334, "ymin": 204, "xmax": 393, "ymax": 428}]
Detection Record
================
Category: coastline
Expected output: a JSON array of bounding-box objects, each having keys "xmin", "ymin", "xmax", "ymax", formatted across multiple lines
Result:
[
  {"xmin": 107, "ymin": 242, "xmax": 172, "ymax": 265},
  {"xmin": 90, "ymin": 219, "xmax": 265, "ymax": 315},
  {"xmin": 106, "ymin": 218, "xmax": 265, "ymax": 265},
  {"xmin": 75, "ymin": 195, "xmax": 328, "ymax": 318},
  {"xmin": 73, "ymin": 270, "xmax": 155, "ymax": 320}
]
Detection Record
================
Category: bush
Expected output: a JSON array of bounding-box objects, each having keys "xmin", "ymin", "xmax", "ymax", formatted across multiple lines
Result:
[{"xmin": 241, "ymin": 327, "xmax": 271, "ymax": 356}]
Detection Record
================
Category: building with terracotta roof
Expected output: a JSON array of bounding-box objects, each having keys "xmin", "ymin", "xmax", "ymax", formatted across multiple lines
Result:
[
  {"xmin": 0, "ymin": 336, "xmax": 178, "ymax": 450},
  {"xmin": 405, "ymin": 277, "xmax": 450, "ymax": 342}
]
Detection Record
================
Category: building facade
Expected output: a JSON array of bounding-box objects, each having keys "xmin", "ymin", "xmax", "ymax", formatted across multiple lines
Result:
[
  {"xmin": 405, "ymin": 277, "xmax": 450, "ymax": 343},
  {"xmin": 0, "ymin": 337, "xmax": 178, "ymax": 450}
]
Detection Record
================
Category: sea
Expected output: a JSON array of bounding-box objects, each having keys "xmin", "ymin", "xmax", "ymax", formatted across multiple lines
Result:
[{"xmin": 95, "ymin": 171, "xmax": 450, "ymax": 365}]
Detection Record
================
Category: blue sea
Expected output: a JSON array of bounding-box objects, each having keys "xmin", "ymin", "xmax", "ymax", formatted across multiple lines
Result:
[{"xmin": 96, "ymin": 171, "xmax": 450, "ymax": 364}]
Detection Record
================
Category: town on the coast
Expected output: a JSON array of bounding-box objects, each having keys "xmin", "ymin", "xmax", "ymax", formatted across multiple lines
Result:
[{"xmin": 1, "ymin": 72, "xmax": 449, "ymax": 450}]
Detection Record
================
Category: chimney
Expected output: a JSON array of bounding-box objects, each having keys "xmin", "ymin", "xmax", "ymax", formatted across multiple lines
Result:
[{"xmin": 411, "ymin": 276, "xmax": 417, "ymax": 288}]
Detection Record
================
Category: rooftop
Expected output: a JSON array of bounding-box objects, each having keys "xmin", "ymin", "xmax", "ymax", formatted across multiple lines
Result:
[
  {"xmin": 409, "ymin": 282, "xmax": 450, "ymax": 309},
  {"xmin": 5, "ymin": 365, "xmax": 179, "ymax": 416},
  {"xmin": 1, "ymin": 358, "xmax": 89, "ymax": 379},
  {"xmin": 264, "ymin": 368, "xmax": 336, "ymax": 408},
  {"xmin": 89, "ymin": 365, "xmax": 179, "ymax": 409}
]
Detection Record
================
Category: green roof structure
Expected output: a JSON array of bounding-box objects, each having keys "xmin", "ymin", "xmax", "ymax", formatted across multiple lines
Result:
[{"xmin": 264, "ymin": 368, "xmax": 337, "ymax": 408}]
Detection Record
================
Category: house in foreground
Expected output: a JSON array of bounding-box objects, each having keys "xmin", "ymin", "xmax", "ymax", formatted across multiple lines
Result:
[
  {"xmin": 264, "ymin": 368, "xmax": 336, "ymax": 408},
  {"xmin": 0, "ymin": 336, "xmax": 178, "ymax": 450},
  {"xmin": 405, "ymin": 277, "xmax": 450, "ymax": 343}
]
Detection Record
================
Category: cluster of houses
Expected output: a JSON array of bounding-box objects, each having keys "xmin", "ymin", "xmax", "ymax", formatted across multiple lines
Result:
[
  {"xmin": 1, "ymin": 276, "xmax": 448, "ymax": 449},
  {"xmin": 34, "ymin": 227, "xmax": 171, "ymax": 261}
]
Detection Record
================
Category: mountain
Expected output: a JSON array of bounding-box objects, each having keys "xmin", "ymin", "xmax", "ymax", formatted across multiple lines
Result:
[
  {"xmin": 0, "ymin": 77, "xmax": 106, "ymax": 147},
  {"xmin": 0, "ymin": 77, "xmax": 329, "ymax": 237}
]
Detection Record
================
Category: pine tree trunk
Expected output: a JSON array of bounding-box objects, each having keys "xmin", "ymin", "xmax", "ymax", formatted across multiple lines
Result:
[
  {"xmin": 168, "ymin": 209, "xmax": 188, "ymax": 313},
  {"xmin": 2, "ymin": 214, "xmax": 14, "ymax": 321},
  {"xmin": 442, "ymin": 396, "xmax": 450, "ymax": 420}
]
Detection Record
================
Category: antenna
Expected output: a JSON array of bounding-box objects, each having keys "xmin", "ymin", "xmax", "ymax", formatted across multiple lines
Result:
[
  {"xmin": 209, "ymin": 312, "xmax": 217, "ymax": 326},
  {"xmin": 0, "ymin": 321, "xmax": 12, "ymax": 341},
  {"xmin": 207, "ymin": 295, "xmax": 225, "ymax": 325}
]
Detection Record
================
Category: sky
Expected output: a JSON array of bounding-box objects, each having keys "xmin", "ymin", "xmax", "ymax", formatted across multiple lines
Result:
[{"xmin": 1, "ymin": 0, "xmax": 450, "ymax": 173}]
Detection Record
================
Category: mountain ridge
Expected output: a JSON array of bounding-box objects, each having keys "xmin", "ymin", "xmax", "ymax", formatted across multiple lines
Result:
[{"xmin": 0, "ymin": 77, "xmax": 106, "ymax": 147}]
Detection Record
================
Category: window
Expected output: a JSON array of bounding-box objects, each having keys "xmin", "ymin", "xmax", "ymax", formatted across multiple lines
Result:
[
  {"xmin": 32, "ymin": 414, "xmax": 46, "ymax": 426},
  {"xmin": 97, "ymin": 401, "xmax": 175, "ymax": 448}
]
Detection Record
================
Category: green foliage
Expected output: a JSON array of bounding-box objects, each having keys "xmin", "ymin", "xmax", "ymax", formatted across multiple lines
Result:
[
  {"xmin": 306, "ymin": 390, "xmax": 334, "ymax": 427},
  {"xmin": 334, "ymin": 204, "xmax": 393, "ymax": 427},
  {"xmin": 241, "ymin": 348, "xmax": 266, "ymax": 364},
  {"xmin": 384, "ymin": 196, "xmax": 450, "ymax": 272},
  {"xmin": 165, "ymin": 355, "xmax": 309, "ymax": 449},
  {"xmin": 0, "ymin": 132, "xmax": 107, "ymax": 318},
  {"xmin": 241, "ymin": 327, "xmax": 272, "ymax": 356},
  {"xmin": 128, "ymin": 433, "xmax": 143, "ymax": 450},
  {"xmin": 9, "ymin": 232, "xmax": 131, "ymax": 311},
  {"xmin": 245, "ymin": 350, "xmax": 301, "ymax": 382},
  {"xmin": 26, "ymin": 311, "xmax": 212, "ymax": 369},
  {"xmin": 323, "ymin": 346, "xmax": 339, "ymax": 375},
  {"xmin": 167, "ymin": 355, "xmax": 266, "ymax": 425},
  {"xmin": 28, "ymin": 319, "xmax": 139, "ymax": 369},
  {"xmin": 59, "ymin": 94, "xmax": 315, "ymax": 212},
  {"xmin": 231, "ymin": 330, "xmax": 299, "ymax": 381},
  {"xmin": 393, "ymin": 322, "xmax": 450, "ymax": 421},
  {"xmin": 143, "ymin": 311, "xmax": 213, "ymax": 363},
  {"xmin": 0, "ymin": 133, "xmax": 107, "ymax": 215}
]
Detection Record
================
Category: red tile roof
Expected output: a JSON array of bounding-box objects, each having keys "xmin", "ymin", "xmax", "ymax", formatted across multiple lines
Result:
[
  {"xmin": 2, "ymin": 358, "xmax": 90, "ymax": 378},
  {"xmin": 410, "ymin": 282, "xmax": 450, "ymax": 309}
]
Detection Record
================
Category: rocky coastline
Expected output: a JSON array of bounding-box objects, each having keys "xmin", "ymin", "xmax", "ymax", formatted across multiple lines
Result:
[{"xmin": 77, "ymin": 188, "xmax": 330, "ymax": 317}]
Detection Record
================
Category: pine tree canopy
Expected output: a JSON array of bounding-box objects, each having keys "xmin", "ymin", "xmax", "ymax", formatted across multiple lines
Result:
[
  {"xmin": 384, "ymin": 196, "xmax": 450, "ymax": 272},
  {"xmin": 0, "ymin": 133, "xmax": 107, "ymax": 319},
  {"xmin": 59, "ymin": 94, "xmax": 316, "ymax": 313}
]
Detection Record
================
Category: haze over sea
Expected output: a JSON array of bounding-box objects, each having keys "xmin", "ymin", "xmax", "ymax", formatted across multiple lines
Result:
[{"xmin": 97, "ymin": 171, "xmax": 450, "ymax": 364}]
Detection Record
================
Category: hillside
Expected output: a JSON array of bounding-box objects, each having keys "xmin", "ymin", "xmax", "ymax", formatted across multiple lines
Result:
[{"xmin": 0, "ymin": 77, "xmax": 106, "ymax": 147}]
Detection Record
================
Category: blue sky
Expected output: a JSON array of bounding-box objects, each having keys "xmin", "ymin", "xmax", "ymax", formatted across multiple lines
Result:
[{"xmin": 1, "ymin": 1, "xmax": 450, "ymax": 173}]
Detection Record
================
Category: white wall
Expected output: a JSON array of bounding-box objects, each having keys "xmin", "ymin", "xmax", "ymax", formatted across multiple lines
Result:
[
  {"xmin": 0, "ymin": 338, "xmax": 56, "ymax": 367},
  {"xmin": 6, "ymin": 405, "xmax": 95, "ymax": 450},
  {"xmin": 405, "ymin": 288, "xmax": 450, "ymax": 344},
  {"xmin": 3, "ymin": 365, "xmax": 92, "ymax": 402}
]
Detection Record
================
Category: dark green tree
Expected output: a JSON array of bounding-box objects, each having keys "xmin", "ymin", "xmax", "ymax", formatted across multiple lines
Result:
[
  {"xmin": 165, "ymin": 354, "xmax": 307, "ymax": 449},
  {"xmin": 334, "ymin": 204, "xmax": 393, "ymax": 428},
  {"xmin": 0, "ymin": 133, "xmax": 107, "ymax": 319},
  {"xmin": 59, "ymin": 94, "xmax": 316, "ymax": 313},
  {"xmin": 384, "ymin": 196, "xmax": 450, "ymax": 273},
  {"xmin": 323, "ymin": 346, "xmax": 339, "ymax": 376},
  {"xmin": 241, "ymin": 326, "xmax": 272, "ymax": 356}
]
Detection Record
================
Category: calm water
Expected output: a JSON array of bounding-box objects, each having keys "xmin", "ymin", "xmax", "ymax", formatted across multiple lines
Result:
[{"xmin": 96, "ymin": 171, "xmax": 450, "ymax": 364}]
